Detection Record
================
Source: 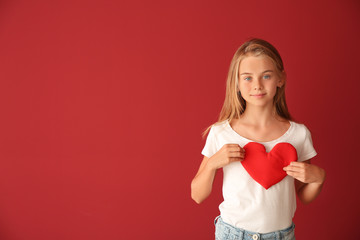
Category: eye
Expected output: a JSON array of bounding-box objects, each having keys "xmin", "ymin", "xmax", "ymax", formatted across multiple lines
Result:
[
  {"xmin": 244, "ymin": 77, "xmax": 251, "ymax": 81},
  {"xmin": 263, "ymin": 75, "xmax": 271, "ymax": 79}
]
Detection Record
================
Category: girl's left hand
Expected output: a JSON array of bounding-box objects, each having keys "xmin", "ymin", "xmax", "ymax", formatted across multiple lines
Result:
[{"xmin": 283, "ymin": 161, "xmax": 326, "ymax": 185}]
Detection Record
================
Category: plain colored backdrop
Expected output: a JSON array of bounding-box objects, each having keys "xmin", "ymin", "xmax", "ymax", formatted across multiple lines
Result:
[{"xmin": 0, "ymin": 0, "xmax": 359, "ymax": 239}]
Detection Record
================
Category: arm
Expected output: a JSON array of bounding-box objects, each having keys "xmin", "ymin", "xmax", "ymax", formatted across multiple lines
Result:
[
  {"xmin": 190, "ymin": 156, "xmax": 217, "ymax": 204},
  {"xmin": 191, "ymin": 144, "xmax": 244, "ymax": 204},
  {"xmin": 284, "ymin": 159, "xmax": 326, "ymax": 204}
]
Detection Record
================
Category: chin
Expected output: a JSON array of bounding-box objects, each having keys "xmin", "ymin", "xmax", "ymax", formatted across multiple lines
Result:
[{"xmin": 247, "ymin": 101, "xmax": 273, "ymax": 107}]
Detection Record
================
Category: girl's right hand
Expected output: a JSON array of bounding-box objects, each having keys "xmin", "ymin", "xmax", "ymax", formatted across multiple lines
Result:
[
  {"xmin": 208, "ymin": 144, "xmax": 245, "ymax": 170},
  {"xmin": 191, "ymin": 144, "xmax": 244, "ymax": 204}
]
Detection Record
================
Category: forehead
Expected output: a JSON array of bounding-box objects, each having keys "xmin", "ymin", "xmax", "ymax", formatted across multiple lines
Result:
[{"xmin": 239, "ymin": 55, "xmax": 275, "ymax": 73}]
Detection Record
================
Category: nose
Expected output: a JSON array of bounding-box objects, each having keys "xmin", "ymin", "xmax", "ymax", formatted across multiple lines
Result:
[{"xmin": 253, "ymin": 79, "xmax": 263, "ymax": 90}]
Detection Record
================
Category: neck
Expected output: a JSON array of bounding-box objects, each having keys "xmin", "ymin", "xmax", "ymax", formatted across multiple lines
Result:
[{"xmin": 241, "ymin": 103, "xmax": 278, "ymax": 127}]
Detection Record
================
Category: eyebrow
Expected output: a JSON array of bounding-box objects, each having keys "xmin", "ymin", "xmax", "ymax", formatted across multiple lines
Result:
[{"xmin": 240, "ymin": 70, "xmax": 274, "ymax": 75}]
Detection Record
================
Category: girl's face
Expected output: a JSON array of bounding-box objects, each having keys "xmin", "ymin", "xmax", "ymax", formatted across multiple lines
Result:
[{"xmin": 238, "ymin": 55, "xmax": 284, "ymax": 108}]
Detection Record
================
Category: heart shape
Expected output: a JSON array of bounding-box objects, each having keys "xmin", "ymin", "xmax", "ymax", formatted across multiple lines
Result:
[{"xmin": 242, "ymin": 142, "xmax": 297, "ymax": 190}]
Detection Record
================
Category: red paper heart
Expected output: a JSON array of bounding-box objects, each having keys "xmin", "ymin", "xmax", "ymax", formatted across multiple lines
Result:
[{"xmin": 242, "ymin": 142, "xmax": 298, "ymax": 190}]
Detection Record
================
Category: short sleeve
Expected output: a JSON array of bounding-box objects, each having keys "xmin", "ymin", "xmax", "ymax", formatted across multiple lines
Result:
[
  {"xmin": 298, "ymin": 126, "xmax": 317, "ymax": 162},
  {"xmin": 201, "ymin": 126, "xmax": 218, "ymax": 158}
]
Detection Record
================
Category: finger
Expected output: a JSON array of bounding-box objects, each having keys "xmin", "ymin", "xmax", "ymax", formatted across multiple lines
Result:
[
  {"xmin": 285, "ymin": 170, "xmax": 296, "ymax": 177},
  {"xmin": 226, "ymin": 144, "xmax": 245, "ymax": 152},
  {"xmin": 229, "ymin": 145, "xmax": 244, "ymax": 152},
  {"xmin": 283, "ymin": 165, "xmax": 303, "ymax": 172},
  {"xmin": 222, "ymin": 144, "xmax": 238, "ymax": 152},
  {"xmin": 289, "ymin": 161, "xmax": 306, "ymax": 167},
  {"xmin": 229, "ymin": 149, "xmax": 242, "ymax": 154},
  {"xmin": 239, "ymin": 146, "xmax": 245, "ymax": 153},
  {"xmin": 285, "ymin": 162, "xmax": 306, "ymax": 170},
  {"xmin": 286, "ymin": 171, "xmax": 304, "ymax": 182},
  {"xmin": 227, "ymin": 144, "xmax": 242, "ymax": 148},
  {"xmin": 230, "ymin": 157, "xmax": 242, "ymax": 162},
  {"xmin": 285, "ymin": 169, "xmax": 304, "ymax": 179},
  {"xmin": 229, "ymin": 152, "xmax": 245, "ymax": 158}
]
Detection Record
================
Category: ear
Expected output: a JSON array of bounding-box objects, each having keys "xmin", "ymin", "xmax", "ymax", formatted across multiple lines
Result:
[{"xmin": 277, "ymin": 71, "xmax": 286, "ymax": 88}]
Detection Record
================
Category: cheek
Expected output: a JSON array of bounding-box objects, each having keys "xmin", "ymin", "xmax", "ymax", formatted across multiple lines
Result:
[
  {"xmin": 265, "ymin": 82, "xmax": 278, "ymax": 91},
  {"xmin": 268, "ymin": 86, "xmax": 280, "ymax": 98},
  {"xmin": 239, "ymin": 82, "xmax": 250, "ymax": 92}
]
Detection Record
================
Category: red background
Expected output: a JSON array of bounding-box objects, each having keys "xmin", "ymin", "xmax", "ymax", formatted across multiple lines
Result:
[{"xmin": 0, "ymin": 0, "xmax": 359, "ymax": 239}]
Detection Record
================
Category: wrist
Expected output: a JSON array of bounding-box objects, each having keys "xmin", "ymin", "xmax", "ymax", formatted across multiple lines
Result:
[
  {"xmin": 315, "ymin": 168, "xmax": 326, "ymax": 185},
  {"xmin": 205, "ymin": 157, "xmax": 218, "ymax": 172}
]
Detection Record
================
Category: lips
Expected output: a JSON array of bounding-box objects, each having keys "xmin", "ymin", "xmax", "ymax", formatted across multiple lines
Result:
[{"xmin": 251, "ymin": 93, "xmax": 266, "ymax": 97}]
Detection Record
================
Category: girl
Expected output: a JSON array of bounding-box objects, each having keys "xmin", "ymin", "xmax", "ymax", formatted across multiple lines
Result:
[{"xmin": 191, "ymin": 38, "xmax": 326, "ymax": 240}]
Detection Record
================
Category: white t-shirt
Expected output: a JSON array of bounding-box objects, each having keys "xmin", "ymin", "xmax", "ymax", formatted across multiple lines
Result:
[{"xmin": 201, "ymin": 119, "xmax": 317, "ymax": 233}]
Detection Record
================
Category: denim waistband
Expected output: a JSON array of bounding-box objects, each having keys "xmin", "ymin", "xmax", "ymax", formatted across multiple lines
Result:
[{"xmin": 214, "ymin": 216, "xmax": 295, "ymax": 240}]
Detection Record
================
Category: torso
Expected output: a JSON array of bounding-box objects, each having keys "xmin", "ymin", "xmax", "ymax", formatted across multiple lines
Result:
[
  {"xmin": 201, "ymin": 119, "xmax": 317, "ymax": 232},
  {"xmin": 229, "ymin": 117, "xmax": 291, "ymax": 142}
]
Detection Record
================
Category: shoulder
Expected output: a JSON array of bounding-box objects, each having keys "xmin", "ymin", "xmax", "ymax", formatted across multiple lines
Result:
[
  {"xmin": 289, "ymin": 121, "xmax": 317, "ymax": 161},
  {"xmin": 207, "ymin": 120, "xmax": 229, "ymax": 136},
  {"xmin": 290, "ymin": 120, "xmax": 308, "ymax": 131},
  {"xmin": 289, "ymin": 121, "xmax": 314, "ymax": 139}
]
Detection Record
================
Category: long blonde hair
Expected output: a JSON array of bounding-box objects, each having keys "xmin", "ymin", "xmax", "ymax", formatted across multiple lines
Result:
[{"xmin": 202, "ymin": 38, "xmax": 294, "ymax": 138}]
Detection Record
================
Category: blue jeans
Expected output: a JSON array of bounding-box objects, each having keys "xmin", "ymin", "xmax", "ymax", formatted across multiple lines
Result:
[{"xmin": 214, "ymin": 216, "xmax": 295, "ymax": 240}]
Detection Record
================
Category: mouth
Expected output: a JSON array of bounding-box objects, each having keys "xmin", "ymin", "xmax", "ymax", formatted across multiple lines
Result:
[{"xmin": 250, "ymin": 93, "xmax": 266, "ymax": 97}]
